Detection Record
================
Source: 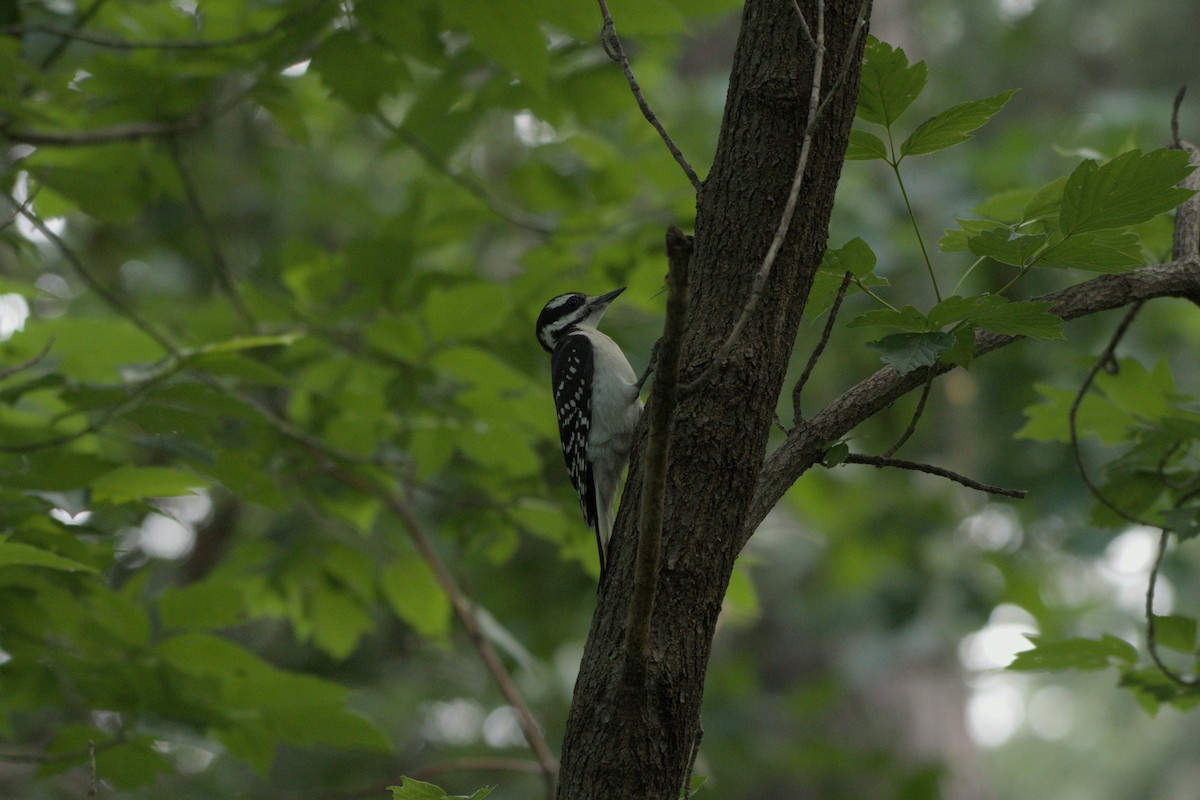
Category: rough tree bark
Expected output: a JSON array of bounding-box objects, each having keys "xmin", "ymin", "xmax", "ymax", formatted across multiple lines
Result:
[{"xmin": 556, "ymin": 2, "xmax": 873, "ymax": 797}]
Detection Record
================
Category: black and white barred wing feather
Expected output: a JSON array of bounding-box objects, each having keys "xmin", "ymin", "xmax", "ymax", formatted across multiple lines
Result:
[{"xmin": 550, "ymin": 333, "xmax": 599, "ymax": 533}]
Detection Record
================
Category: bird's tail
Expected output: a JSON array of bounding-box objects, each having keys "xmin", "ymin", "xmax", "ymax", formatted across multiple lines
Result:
[{"xmin": 595, "ymin": 487, "xmax": 614, "ymax": 583}]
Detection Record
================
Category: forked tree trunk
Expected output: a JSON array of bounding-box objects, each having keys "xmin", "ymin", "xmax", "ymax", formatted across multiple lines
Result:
[{"xmin": 556, "ymin": 2, "xmax": 873, "ymax": 797}]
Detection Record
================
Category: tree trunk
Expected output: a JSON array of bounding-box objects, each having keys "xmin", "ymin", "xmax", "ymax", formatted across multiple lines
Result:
[{"xmin": 556, "ymin": 2, "xmax": 873, "ymax": 797}]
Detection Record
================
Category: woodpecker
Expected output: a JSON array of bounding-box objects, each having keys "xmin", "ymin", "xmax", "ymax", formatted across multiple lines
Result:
[{"xmin": 536, "ymin": 288, "xmax": 643, "ymax": 582}]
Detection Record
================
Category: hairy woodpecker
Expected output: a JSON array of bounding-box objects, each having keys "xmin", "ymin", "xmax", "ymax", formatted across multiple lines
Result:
[{"xmin": 536, "ymin": 288, "xmax": 643, "ymax": 581}]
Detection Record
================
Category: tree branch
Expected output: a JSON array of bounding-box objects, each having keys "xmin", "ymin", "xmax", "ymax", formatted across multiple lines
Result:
[
  {"xmin": 792, "ymin": 270, "xmax": 852, "ymax": 423},
  {"xmin": 595, "ymin": 0, "xmax": 701, "ymax": 191},
  {"xmin": 621, "ymin": 228, "xmax": 690, "ymax": 702},
  {"xmin": 881, "ymin": 367, "xmax": 933, "ymax": 458},
  {"xmin": 4, "ymin": 193, "xmax": 181, "ymax": 355},
  {"xmin": 3, "ymin": 115, "xmax": 210, "ymax": 146},
  {"xmin": 375, "ymin": 113, "xmax": 555, "ymax": 235},
  {"xmin": 315, "ymin": 461, "xmax": 560, "ymax": 797},
  {"xmin": 842, "ymin": 453, "xmax": 1027, "ymax": 498},
  {"xmin": 168, "ymin": 137, "xmax": 255, "ymax": 331},
  {"xmin": 6, "ymin": 0, "xmax": 329, "ymax": 51},
  {"xmin": 747, "ymin": 257, "xmax": 1200, "ymax": 544},
  {"xmin": 682, "ymin": 0, "xmax": 869, "ymax": 397}
]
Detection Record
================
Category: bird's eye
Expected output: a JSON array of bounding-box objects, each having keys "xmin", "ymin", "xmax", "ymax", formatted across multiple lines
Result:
[{"xmin": 568, "ymin": 296, "xmax": 584, "ymax": 308}]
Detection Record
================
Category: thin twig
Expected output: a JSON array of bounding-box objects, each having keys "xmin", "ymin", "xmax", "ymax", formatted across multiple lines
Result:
[
  {"xmin": 842, "ymin": 454, "xmax": 1027, "ymax": 498},
  {"xmin": 37, "ymin": 0, "xmax": 107, "ymax": 71},
  {"xmin": 87, "ymin": 740, "xmax": 97, "ymax": 798},
  {"xmin": 407, "ymin": 758, "xmax": 544, "ymax": 781},
  {"xmin": 881, "ymin": 367, "xmax": 933, "ymax": 459},
  {"xmin": 168, "ymin": 137, "xmax": 255, "ymax": 331},
  {"xmin": 1171, "ymin": 86, "xmax": 1187, "ymax": 149},
  {"xmin": 622, "ymin": 228, "xmax": 690, "ymax": 696},
  {"xmin": 1145, "ymin": 527, "xmax": 1200, "ymax": 686},
  {"xmin": 791, "ymin": 1, "xmax": 817, "ymax": 49},
  {"xmin": 1068, "ymin": 302, "xmax": 1153, "ymax": 526},
  {"xmin": 0, "ymin": 337, "xmax": 54, "ymax": 382},
  {"xmin": 595, "ymin": 0, "xmax": 701, "ymax": 191},
  {"xmin": 4, "ymin": 194, "xmax": 180, "ymax": 355},
  {"xmin": 0, "ymin": 174, "xmax": 46, "ymax": 233},
  {"xmin": 312, "ymin": 459, "xmax": 559, "ymax": 797},
  {"xmin": 375, "ymin": 113, "xmax": 555, "ymax": 235},
  {"xmin": 793, "ymin": 270, "xmax": 852, "ymax": 423},
  {"xmin": 3, "ymin": 116, "xmax": 210, "ymax": 146},
  {"xmin": 7, "ymin": 0, "xmax": 329, "ymax": 51}
]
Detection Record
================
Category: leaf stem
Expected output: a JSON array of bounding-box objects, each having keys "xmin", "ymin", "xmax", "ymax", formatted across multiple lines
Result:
[
  {"xmin": 854, "ymin": 277, "xmax": 899, "ymax": 311},
  {"xmin": 885, "ymin": 130, "xmax": 940, "ymax": 302}
]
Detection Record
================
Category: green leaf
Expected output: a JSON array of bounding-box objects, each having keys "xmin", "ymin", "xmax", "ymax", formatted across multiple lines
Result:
[
  {"xmin": 1162, "ymin": 507, "xmax": 1200, "ymax": 542},
  {"xmin": 1034, "ymin": 230, "xmax": 1143, "ymax": 272},
  {"xmin": 388, "ymin": 777, "xmax": 496, "ymax": 800},
  {"xmin": 0, "ymin": 540, "xmax": 97, "ymax": 572},
  {"xmin": 966, "ymin": 227, "xmax": 1047, "ymax": 266},
  {"xmin": 821, "ymin": 236, "xmax": 878, "ymax": 277},
  {"xmin": 847, "ymin": 305, "xmax": 929, "ymax": 333},
  {"xmin": 380, "ymin": 556, "xmax": 451, "ymax": 639},
  {"xmin": 1007, "ymin": 634, "xmax": 1137, "ymax": 672},
  {"xmin": 157, "ymin": 580, "xmax": 246, "ymax": 630},
  {"xmin": 1022, "ymin": 177, "xmax": 1067, "ymax": 223},
  {"xmin": 845, "ymin": 128, "xmax": 888, "ymax": 161},
  {"xmin": 1059, "ymin": 148, "xmax": 1197, "ymax": 235},
  {"xmin": 1017, "ymin": 384, "xmax": 1132, "ymax": 444},
  {"xmin": 928, "ymin": 295, "xmax": 1062, "ymax": 339},
  {"xmin": 866, "ymin": 332, "xmax": 955, "ymax": 374},
  {"xmin": 807, "ymin": 237, "xmax": 886, "ymax": 320},
  {"xmin": 1152, "ymin": 614, "xmax": 1197, "ymax": 653},
  {"xmin": 940, "ymin": 325, "xmax": 976, "ymax": 368},
  {"xmin": 939, "ymin": 219, "xmax": 1005, "ymax": 253},
  {"xmin": 423, "ymin": 283, "xmax": 514, "ymax": 342},
  {"xmin": 1119, "ymin": 667, "xmax": 1200, "ymax": 715},
  {"xmin": 90, "ymin": 466, "xmax": 210, "ymax": 504},
  {"xmin": 823, "ymin": 442, "xmax": 850, "ymax": 467},
  {"xmin": 96, "ymin": 741, "xmax": 173, "ymax": 790},
  {"xmin": 900, "ymin": 90, "xmax": 1017, "ymax": 157},
  {"xmin": 311, "ymin": 30, "xmax": 407, "ymax": 112},
  {"xmin": 856, "ymin": 36, "xmax": 927, "ymax": 127},
  {"xmin": 443, "ymin": 0, "xmax": 548, "ymax": 89}
]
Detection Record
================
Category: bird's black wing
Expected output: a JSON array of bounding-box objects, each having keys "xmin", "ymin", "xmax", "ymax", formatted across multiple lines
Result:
[{"xmin": 551, "ymin": 333, "xmax": 597, "ymax": 532}]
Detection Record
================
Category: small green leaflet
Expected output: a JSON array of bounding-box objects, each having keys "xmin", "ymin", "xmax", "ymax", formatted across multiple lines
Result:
[
  {"xmin": 1007, "ymin": 634, "xmax": 1137, "ymax": 672},
  {"xmin": 0, "ymin": 540, "xmax": 96, "ymax": 572},
  {"xmin": 388, "ymin": 777, "xmax": 495, "ymax": 800},
  {"xmin": 310, "ymin": 30, "xmax": 407, "ymax": 112},
  {"xmin": 90, "ymin": 466, "xmax": 211, "ymax": 505},
  {"xmin": 1022, "ymin": 177, "xmax": 1067, "ymax": 223},
  {"xmin": 851, "ymin": 296, "xmax": 1062, "ymax": 340},
  {"xmin": 1161, "ymin": 507, "xmax": 1200, "ymax": 542},
  {"xmin": 900, "ymin": 90, "xmax": 1017, "ymax": 157},
  {"xmin": 1152, "ymin": 614, "xmax": 1197, "ymax": 652},
  {"xmin": 1059, "ymin": 148, "xmax": 1197, "ymax": 236},
  {"xmin": 856, "ymin": 36, "xmax": 927, "ymax": 128},
  {"xmin": 867, "ymin": 331, "xmax": 955, "ymax": 374},
  {"xmin": 848, "ymin": 305, "xmax": 928, "ymax": 333},
  {"xmin": 1035, "ymin": 230, "xmax": 1143, "ymax": 272},
  {"xmin": 822, "ymin": 442, "xmax": 850, "ymax": 467},
  {"xmin": 927, "ymin": 295, "xmax": 1063, "ymax": 339},
  {"xmin": 940, "ymin": 219, "xmax": 1005, "ymax": 253},
  {"xmin": 1119, "ymin": 667, "xmax": 1200, "ymax": 716},
  {"xmin": 806, "ymin": 237, "xmax": 886, "ymax": 319},
  {"xmin": 845, "ymin": 128, "xmax": 888, "ymax": 161},
  {"xmin": 966, "ymin": 226, "xmax": 1047, "ymax": 266}
]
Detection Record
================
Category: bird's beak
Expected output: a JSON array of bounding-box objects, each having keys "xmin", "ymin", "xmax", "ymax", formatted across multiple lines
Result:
[{"xmin": 592, "ymin": 287, "xmax": 626, "ymax": 308}]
